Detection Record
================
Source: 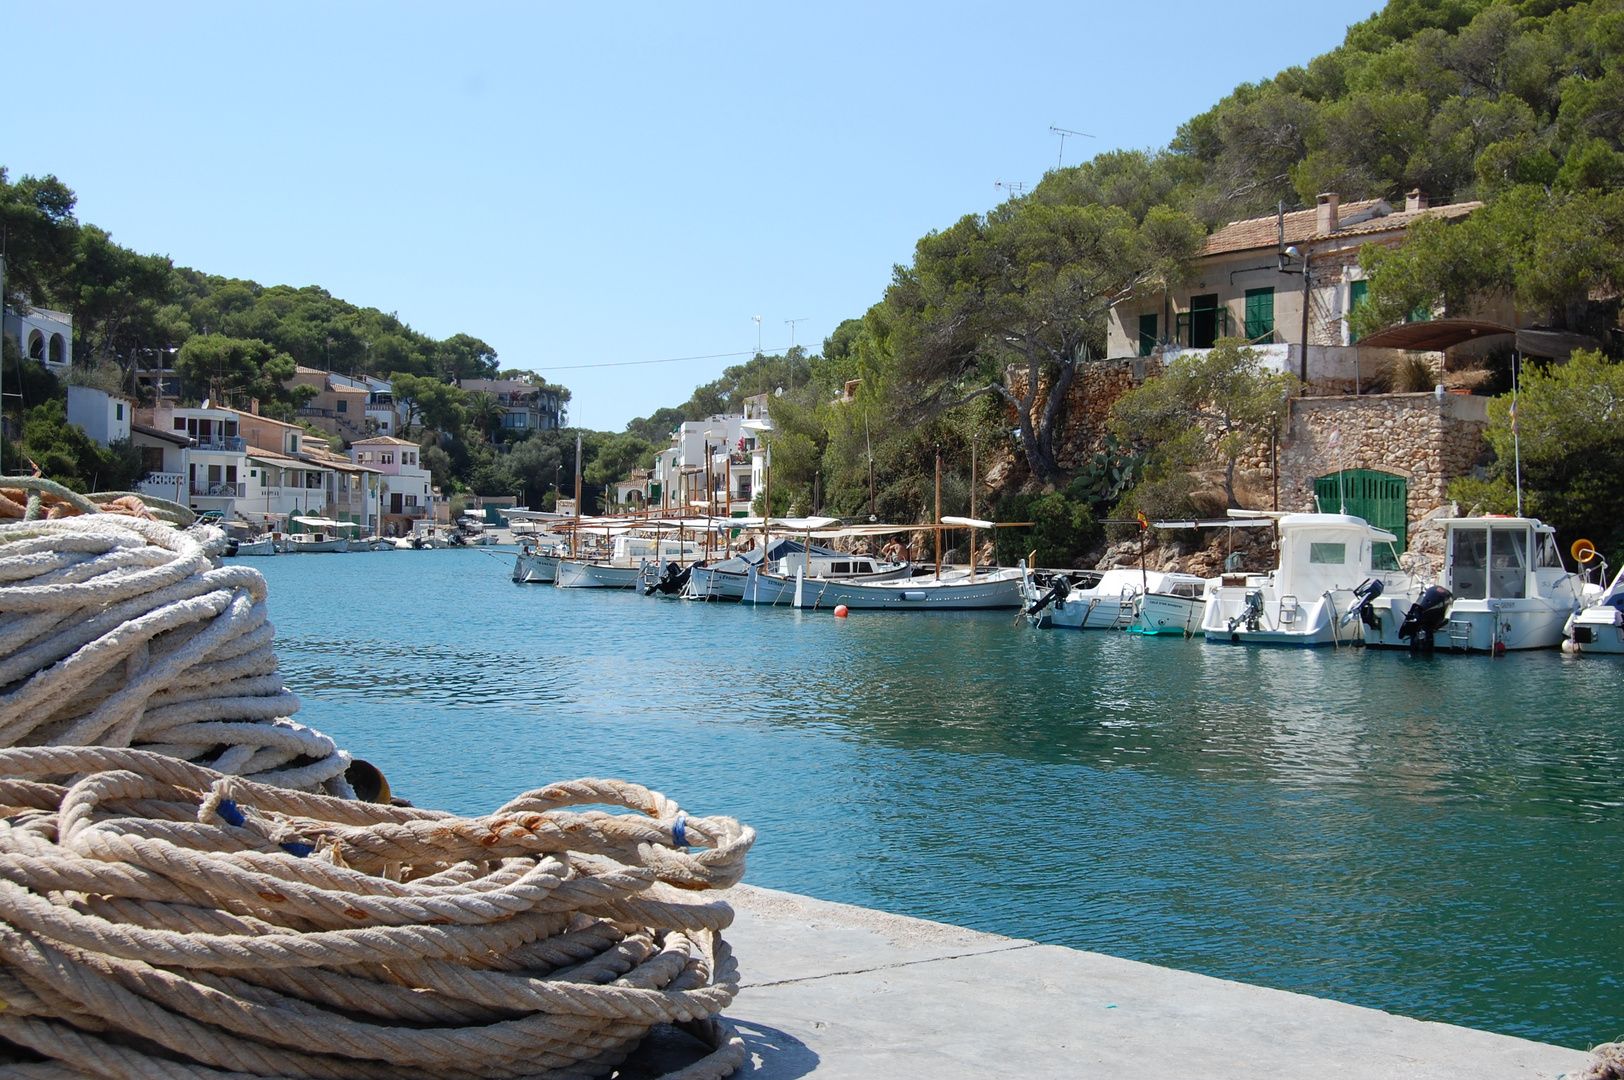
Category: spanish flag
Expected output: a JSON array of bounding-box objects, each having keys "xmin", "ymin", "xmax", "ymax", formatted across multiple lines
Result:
[{"xmin": 1136, "ymin": 510, "xmax": 1149, "ymax": 529}]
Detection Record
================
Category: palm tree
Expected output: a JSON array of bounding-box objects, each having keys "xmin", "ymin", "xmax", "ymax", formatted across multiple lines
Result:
[{"xmin": 466, "ymin": 392, "xmax": 500, "ymax": 443}]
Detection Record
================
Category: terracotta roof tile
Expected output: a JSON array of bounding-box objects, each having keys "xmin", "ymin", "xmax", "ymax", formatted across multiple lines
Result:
[{"xmin": 1201, "ymin": 199, "xmax": 1481, "ymax": 256}]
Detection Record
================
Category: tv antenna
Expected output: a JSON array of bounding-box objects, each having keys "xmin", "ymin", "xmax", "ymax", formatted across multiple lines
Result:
[
  {"xmin": 994, "ymin": 178, "xmax": 1028, "ymax": 200},
  {"xmin": 784, "ymin": 318, "xmax": 807, "ymax": 349},
  {"xmin": 1049, "ymin": 126, "xmax": 1095, "ymax": 169}
]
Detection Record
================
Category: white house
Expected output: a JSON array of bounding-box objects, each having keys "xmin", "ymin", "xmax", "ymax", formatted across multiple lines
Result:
[
  {"xmin": 349, "ymin": 436, "xmax": 442, "ymax": 535},
  {"xmin": 65, "ymin": 386, "xmax": 132, "ymax": 446},
  {"xmin": 651, "ymin": 407, "xmax": 763, "ymax": 514},
  {"xmin": 3, "ymin": 306, "xmax": 72, "ymax": 374},
  {"xmin": 137, "ymin": 404, "xmax": 248, "ymax": 518}
]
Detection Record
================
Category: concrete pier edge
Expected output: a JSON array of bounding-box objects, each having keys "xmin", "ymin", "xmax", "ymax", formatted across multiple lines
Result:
[{"xmin": 718, "ymin": 884, "xmax": 1592, "ymax": 1079}]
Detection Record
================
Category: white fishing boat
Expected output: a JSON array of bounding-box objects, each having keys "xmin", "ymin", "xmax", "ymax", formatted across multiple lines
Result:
[
  {"xmin": 1362, "ymin": 516, "xmax": 1581, "ymax": 652},
  {"xmin": 764, "ymin": 564, "xmax": 1025, "ymax": 610},
  {"xmin": 1566, "ymin": 557, "xmax": 1624, "ymax": 654},
  {"xmin": 556, "ymin": 535, "xmax": 699, "ymax": 590},
  {"xmin": 512, "ymin": 538, "xmax": 567, "ymax": 584},
  {"xmin": 287, "ymin": 518, "xmax": 356, "ymax": 554},
  {"xmin": 286, "ymin": 533, "xmax": 349, "ymax": 553},
  {"xmin": 735, "ymin": 550, "xmax": 911, "ymax": 605},
  {"xmin": 1202, "ymin": 513, "xmax": 1405, "ymax": 646},
  {"xmin": 1021, "ymin": 568, "xmax": 1209, "ymax": 631},
  {"xmin": 231, "ymin": 535, "xmax": 277, "ymax": 557}
]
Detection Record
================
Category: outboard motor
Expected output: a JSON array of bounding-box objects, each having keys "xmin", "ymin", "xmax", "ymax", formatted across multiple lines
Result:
[
  {"xmin": 1342, "ymin": 578, "xmax": 1384, "ymax": 632},
  {"xmin": 646, "ymin": 560, "xmax": 697, "ymax": 596},
  {"xmin": 1025, "ymin": 575, "xmax": 1070, "ymax": 617},
  {"xmin": 1229, "ymin": 589, "xmax": 1265, "ymax": 634},
  {"xmin": 1398, "ymin": 585, "xmax": 1453, "ymax": 652}
]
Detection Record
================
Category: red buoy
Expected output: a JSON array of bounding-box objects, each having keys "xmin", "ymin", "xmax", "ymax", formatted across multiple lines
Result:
[{"xmin": 834, "ymin": 605, "xmax": 849, "ymax": 618}]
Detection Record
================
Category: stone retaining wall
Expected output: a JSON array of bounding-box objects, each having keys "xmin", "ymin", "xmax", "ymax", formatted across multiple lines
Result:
[{"xmin": 1276, "ymin": 392, "xmax": 1490, "ymax": 522}]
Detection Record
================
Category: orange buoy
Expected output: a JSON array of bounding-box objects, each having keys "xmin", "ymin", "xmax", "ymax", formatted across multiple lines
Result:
[{"xmin": 834, "ymin": 605, "xmax": 849, "ymax": 618}]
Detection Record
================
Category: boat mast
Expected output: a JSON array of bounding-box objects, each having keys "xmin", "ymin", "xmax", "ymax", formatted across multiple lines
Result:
[
  {"xmin": 969, "ymin": 435, "xmax": 977, "ymax": 584},
  {"xmin": 934, "ymin": 445, "xmax": 942, "ymax": 581}
]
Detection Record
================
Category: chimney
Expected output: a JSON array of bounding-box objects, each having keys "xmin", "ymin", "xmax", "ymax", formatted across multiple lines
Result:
[
  {"xmin": 249, "ymin": 397, "xmax": 260, "ymax": 415},
  {"xmin": 1405, "ymin": 188, "xmax": 1428, "ymax": 212},
  {"xmin": 1316, "ymin": 192, "xmax": 1340, "ymax": 234}
]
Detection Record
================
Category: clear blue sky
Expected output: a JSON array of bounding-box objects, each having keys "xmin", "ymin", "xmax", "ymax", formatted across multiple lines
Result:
[{"xmin": 7, "ymin": 2, "xmax": 1374, "ymax": 430}]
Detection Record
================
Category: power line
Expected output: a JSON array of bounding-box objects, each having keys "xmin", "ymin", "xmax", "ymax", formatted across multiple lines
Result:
[{"xmin": 524, "ymin": 345, "xmax": 801, "ymax": 373}]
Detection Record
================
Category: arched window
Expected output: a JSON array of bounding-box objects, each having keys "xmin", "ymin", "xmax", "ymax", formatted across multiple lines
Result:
[
  {"xmin": 47, "ymin": 334, "xmax": 65, "ymax": 365},
  {"xmin": 27, "ymin": 330, "xmax": 43, "ymax": 361}
]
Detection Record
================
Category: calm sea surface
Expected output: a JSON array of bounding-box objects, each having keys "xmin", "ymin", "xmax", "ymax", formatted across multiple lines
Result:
[{"xmin": 246, "ymin": 548, "xmax": 1622, "ymax": 1049}]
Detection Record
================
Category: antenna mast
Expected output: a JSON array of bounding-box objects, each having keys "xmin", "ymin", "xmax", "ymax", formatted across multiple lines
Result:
[{"xmin": 1049, "ymin": 126, "xmax": 1095, "ymax": 169}]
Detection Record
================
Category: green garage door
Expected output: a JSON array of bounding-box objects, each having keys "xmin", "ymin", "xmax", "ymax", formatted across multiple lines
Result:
[{"xmin": 1316, "ymin": 469, "xmax": 1407, "ymax": 567}]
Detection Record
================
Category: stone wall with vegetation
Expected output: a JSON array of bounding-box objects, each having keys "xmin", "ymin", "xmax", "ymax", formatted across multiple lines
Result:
[{"xmin": 1004, "ymin": 358, "xmax": 1161, "ymax": 473}]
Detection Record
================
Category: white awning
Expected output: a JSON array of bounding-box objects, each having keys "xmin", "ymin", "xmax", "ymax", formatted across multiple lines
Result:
[
  {"xmin": 291, "ymin": 516, "xmax": 359, "ymax": 529},
  {"xmin": 941, "ymin": 516, "xmax": 995, "ymax": 529}
]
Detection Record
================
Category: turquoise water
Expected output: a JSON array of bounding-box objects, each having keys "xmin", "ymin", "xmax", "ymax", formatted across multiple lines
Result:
[{"xmin": 249, "ymin": 548, "xmax": 1622, "ymax": 1049}]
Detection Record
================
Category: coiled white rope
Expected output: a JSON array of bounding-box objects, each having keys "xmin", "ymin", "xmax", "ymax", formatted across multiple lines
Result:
[
  {"xmin": 0, "ymin": 497, "xmax": 754, "ymax": 1078},
  {"xmin": 0, "ymin": 513, "xmax": 348, "ymax": 794},
  {"xmin": 0, "ymin": 747, "xmax": 752, "ymax": 1079}
]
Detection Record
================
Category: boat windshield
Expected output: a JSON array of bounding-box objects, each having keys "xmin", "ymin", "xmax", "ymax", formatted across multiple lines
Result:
[
  {"xmin": 1451, "ymin": 528, "xmax": 1488, "ymax": 599},
  {"xmin": 1374, "ymin": 540, "xmax": 1401, "ymax": 571}
]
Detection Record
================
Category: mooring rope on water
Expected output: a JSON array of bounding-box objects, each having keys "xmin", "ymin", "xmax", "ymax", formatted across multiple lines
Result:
[{"xmin": 0, "ymin": 747, "xmax": 751, "ymax": 1079}]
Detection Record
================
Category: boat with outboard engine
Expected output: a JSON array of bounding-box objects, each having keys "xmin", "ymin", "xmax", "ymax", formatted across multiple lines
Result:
[
  {"xmin": 1020, "ymin": 567, "xmax": 1209, "ymax": 631},
  {"xmin": 513, "ymin": 537, "xmax": 567, "ymax": 584},
  {"xmin": 1361, "ymin": 516, "xmax": 1581, "ymax": 652},
  {"xmin": 737, "ymin": 549, "xmax": 912, "ymax": 605},
  {"xmin": 763, "ymin": 564, "xmax": 1025, "ymax": 610},
  {"xmin": 1202, "ymin": 513, "xmax": 1406, "ymax": 646},
  {"xmin": 1566, "ymin": 555, "xmax": 1624, "ymax": 654},
  {"xmin": 556, "ymin": 535, "xmax": 700, "ymax": 589}
]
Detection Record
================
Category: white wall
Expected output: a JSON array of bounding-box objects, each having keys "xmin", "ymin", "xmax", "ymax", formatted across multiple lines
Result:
[{"xmin": 65, "ymin": 386, "xmax": 132, "ymax": 446}]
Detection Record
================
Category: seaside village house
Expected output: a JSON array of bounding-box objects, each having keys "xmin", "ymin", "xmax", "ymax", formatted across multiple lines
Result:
[
  {"xmin": 458, "ymin": 377, "xmax": 568, "ymax": 434},
  {"xmin": 1063, "ymin": 190, "xmax": 1569, "ymax": 556},
  {"xmin": 3, "ymin": 306, "xmax": 74, "ymax": 377},
  {"xmin": 348, "ymin": 436, "xmax": 446, "ymax": 536},
  {"xmin": 649, "ymin": 397, "xmax": 769, "ymax": 515}
]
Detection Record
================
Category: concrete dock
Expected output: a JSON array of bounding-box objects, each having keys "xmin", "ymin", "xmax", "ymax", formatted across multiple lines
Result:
[{"xmin": 713, "ymin": 885, "xmax": 1591, "ymax": 1079}]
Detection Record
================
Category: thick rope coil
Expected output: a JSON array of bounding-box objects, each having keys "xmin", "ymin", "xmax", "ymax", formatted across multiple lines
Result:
[
  {"xmin": 0, "ymin": 748, "xmax": 751, "ymax": 1080},
  {"xmin": 1573, "ymin": 1042, "xmax": 1624, "ymax": 1080},
  {"xmin": 0, "ymin": 515, "xmax": 347, "ymax": 795}
]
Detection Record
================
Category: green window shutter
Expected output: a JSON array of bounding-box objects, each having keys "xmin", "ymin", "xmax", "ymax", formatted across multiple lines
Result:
[
  {"xmin": 1138, "ymin": 314, "xmax": 1158, "ymax": 357},
  {"xmin": 1244, "ymin": 288, "xmax": 1275, "ymax": 342},
  {"xmin": 1349, "ymin": 280, "xmax": 1369, "ymax": 343}
]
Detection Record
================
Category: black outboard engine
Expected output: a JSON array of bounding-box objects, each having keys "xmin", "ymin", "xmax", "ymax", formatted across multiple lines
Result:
[
  {"xmin": 1229, "ymin": 589, "xmax": 1265, "ymax": 634},
  {"xmin": 646, "ymin": 560, "xmax": 697, "ymax": 596},
  {"xmin": 1398, "ymin": 585, "xmax": 1453, "ymax": 652},
  {"xmin": 1344, "ymin": 578, "xmax": 1384, "ymax": 633},
  {"xmin": 1025, "ymin": 575, "xmax": 1070, "ymax": 616}
]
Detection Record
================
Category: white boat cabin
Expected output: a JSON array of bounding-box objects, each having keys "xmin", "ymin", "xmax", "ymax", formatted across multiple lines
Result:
[
  {"xmin": 611, "ymin": 536, "xmax": 700, "ymax": 567},
  {"xmin": 772, "ymin": 552, "xmax": 887, "ymax": 578},
  {"xmin": 1441, "ymin": 518, "xmax": 1568, "ymax": 603}
]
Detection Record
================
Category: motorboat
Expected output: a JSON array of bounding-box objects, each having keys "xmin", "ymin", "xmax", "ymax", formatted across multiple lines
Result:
[
  {"xmin": 513, "ymin": 538, "xmax": 567, "ymax": 584},
  {"xmin": 1360, "ymin": 516, "xmax": 1582, "ymax": 652},
  {"xmin": 556, "ymin": 535, "xmax": 699, "ymax": 589},
  {"xmin": 768, "ymin": 564, "xmax": 1025, "ymax": 610},
  {"xmin": 1202, "ymin": 513, "xmax": 1406, "ymax": 646},
  {"xmin": 1566, "ymin": 558, "xmax": 1624, "ymax": 654},
  {"xmin": 1020, "ymin": 567, "xmax": 1209, "ymax": 631},
  {"xmin": 229, "ymin": 535, "xmax": 277, "ymax": 557}
]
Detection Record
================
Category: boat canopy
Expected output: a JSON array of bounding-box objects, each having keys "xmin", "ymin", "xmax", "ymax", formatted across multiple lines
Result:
[{"xmin": 291, "ymin": 516, "xmax": 359, "ymax": 529}]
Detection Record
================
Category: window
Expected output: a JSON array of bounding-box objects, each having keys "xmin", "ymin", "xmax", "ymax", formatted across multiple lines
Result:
[
  {"xmin": 223, "ymin": 422, "xmax": 237, "ymax": 436},
  {"xmin": 381, "ymin": 453, "xmax": 393, "ymax": 465},
  {"xmin": 830, "ymin": 561, "xmax": 851, "ymax": 575},
  {"xmin": 404, "ymin": 494, "xmax": 418, "ymax": 507},
  {"xmin": 48, "ymin": 334, "xmax": 65, "ymax": 365},
  {"xmin": 27, "ymin": 330, "xmax": 43, "ymax": 361},
  {"xmin": 1244, "ymin": 288, "xmax": 1275, "ymax": 342},
  {"xmin": 115, "ymin": 404, "xmax": 124, "ymax": 421},
  {"xmin": 1138, "ymin": 314, "xmax": 1158, "ymax": 357},
  {"xmin": 225, "ymin": 465, "xmax": 237, "ymax": 484},
  {"xmin": 1308, "ymin": 542, "xmax": 1346, "ymax": 564},
  {"xmin": 290, "ymin": 435, "xmax": 299, "ymax": 452},
  {"xmin": 336, "ymin": 400, "xmax": 347, "ymax": 413},
  {"xmin": 174, "ymin": 417, "xmax": 186, "ymax": 431},
  {"xmin": 1537, "ymin": 533, "xmax": 1563, "ymax": 569},
  {"xmin": 207, "ymin": 464, "xmax": 222, "ymax": 483}
]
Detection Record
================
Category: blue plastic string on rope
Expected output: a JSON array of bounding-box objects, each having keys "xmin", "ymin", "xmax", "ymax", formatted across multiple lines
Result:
[
  {"xmin": 215, "ymin": 800, "xmax": 247, "ymax": 827},
  {"xmin": 280, "ymin": 842, "xmax": 315, "ymax": 858},
  {"xmin": 672, "ymin": 811, "xmax": 688, "ymax": 849}
]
